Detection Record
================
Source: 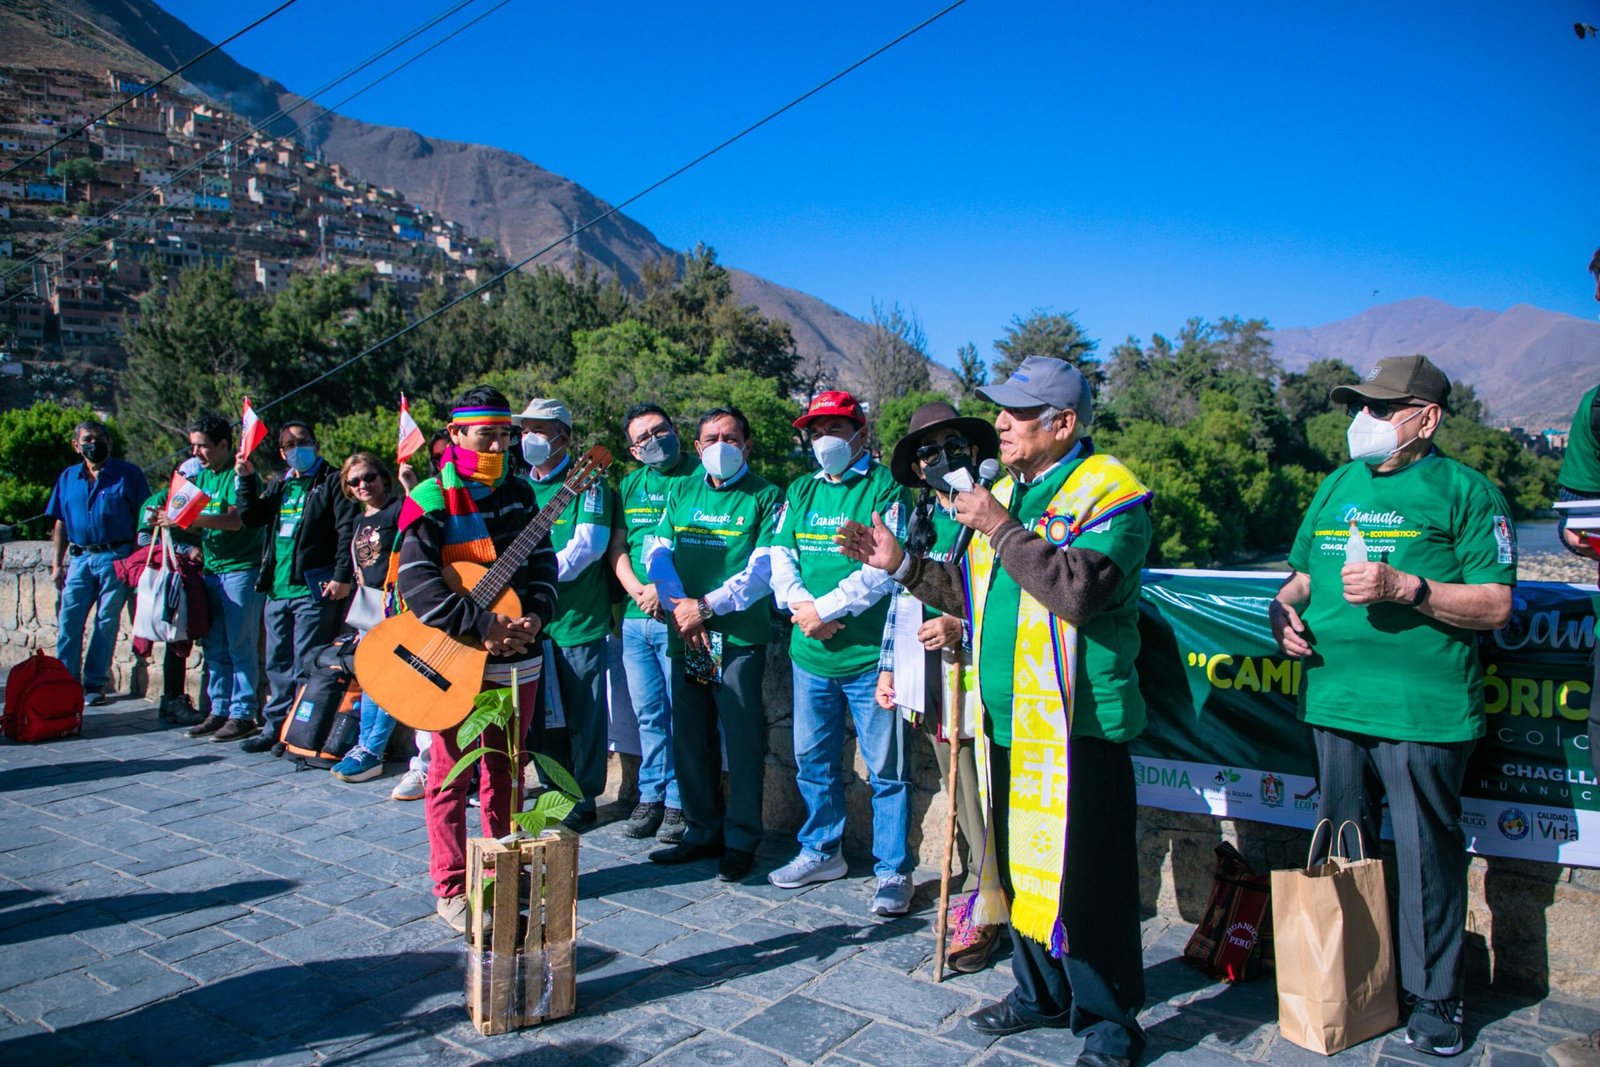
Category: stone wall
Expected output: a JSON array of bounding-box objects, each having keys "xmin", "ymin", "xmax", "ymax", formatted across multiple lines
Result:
[{"xmin": 4, "ymin": 541, "xmax": 1596, "ymax": 997}]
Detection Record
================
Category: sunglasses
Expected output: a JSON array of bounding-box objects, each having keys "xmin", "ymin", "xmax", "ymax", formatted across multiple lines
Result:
[
  {"xmin": 347, "ymin": 471, "xmax": 381, "ymax": 487},
  {"xmin": 1346, "ymin": 400, "xmax": 1421, "ymax": 420},
  {"xmin": 915, "ymin": 439, "xmax": 970, "ymax": 465}
]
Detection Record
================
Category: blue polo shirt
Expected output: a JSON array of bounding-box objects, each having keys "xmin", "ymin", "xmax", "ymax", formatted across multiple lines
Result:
[{"xmin": 45, "ymin": 458, "xmax": 151, "ymax": 549}]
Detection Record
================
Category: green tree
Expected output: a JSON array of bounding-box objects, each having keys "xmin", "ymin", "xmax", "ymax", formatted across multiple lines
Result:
[
  {"xmin": 993, "ymin": 309, "xmax": 1100, "ymax": 385},
  {"xmin": 1280, "ymin": 358, "xmax": 1359, "ymax": 423},
  {"xmin": 0, "ymin": 402, "xmax": 123, "ymax": 537},
  {"xmin": 56, "ymin": 157, "xmax": 95, "ymax": 183},
  {"xmin": 120, "ymin": 265, "xmax": 266, "ymax": 461},
  {"xmin": 874, "ymin": 389, "xmax": 955, "ymax": 457},
  {"xmin": 955, "ymin": 341, "xmax": 986, "ymax": 398},
  {"xmin": 858, "ymin": 300, "xmax": 931, "ymax": 444},
  {"xmin": 316, "ymin": 395, "xmax": 443, "ymax": 485}
]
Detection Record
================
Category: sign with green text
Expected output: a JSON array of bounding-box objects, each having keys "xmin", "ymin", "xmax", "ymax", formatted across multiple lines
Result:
[{"xmin": 1132, "ymin": 570, "xmax": 1597, "ymax": 868}]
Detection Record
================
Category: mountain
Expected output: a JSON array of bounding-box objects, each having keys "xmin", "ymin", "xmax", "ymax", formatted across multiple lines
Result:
[
  {"xmin": 1270, "ymin": 297, "xmax": 1600, "ymax": 430},
  {"xmin": 2, "ymin": 0, "xmax": 932, "ymax": 394}
]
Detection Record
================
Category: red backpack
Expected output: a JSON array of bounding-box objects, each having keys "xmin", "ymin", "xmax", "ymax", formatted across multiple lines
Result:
[{"xmin": 3, "ymin": 651, "xmax": 86, "ymax": 743}]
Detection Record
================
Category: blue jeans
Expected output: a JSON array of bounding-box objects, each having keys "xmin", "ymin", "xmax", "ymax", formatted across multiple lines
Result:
[
  {"xmin": 791, "ymin": 662, "xmax": 912, "ymax": 878},
  {"xmin": 201, "ymin": 569, "xmax": 265, "ymax": 720},
  {"xmin": 357, "ymin": 692, "xmax": 398, "ymax": 758},
  {"xmin": 620, "ymin": 617, "xmax": 679, "ymax": 807},
  {"xmin": 57, "ymin": 547, "xmax": 133, "ymax": 691}
]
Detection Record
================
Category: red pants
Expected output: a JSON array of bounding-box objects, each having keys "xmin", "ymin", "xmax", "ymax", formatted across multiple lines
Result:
[{"xmin": 425, "ymin": 676, "xmax": 539, "ymax": 899}]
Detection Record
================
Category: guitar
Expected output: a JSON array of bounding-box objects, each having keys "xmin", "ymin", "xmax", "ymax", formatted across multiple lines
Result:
[{"xmin": 354, "ymin": 446, "xmax": 612, "ymax": 732}]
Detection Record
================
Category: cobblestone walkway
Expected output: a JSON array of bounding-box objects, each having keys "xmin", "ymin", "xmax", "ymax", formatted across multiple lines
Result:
[{"xmin": 0, "ymin": 698, "xmax": 1593, "ymax": 1065}]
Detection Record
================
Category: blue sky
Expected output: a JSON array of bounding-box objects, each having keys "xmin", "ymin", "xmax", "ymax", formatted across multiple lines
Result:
[{"xmin": 161, "ymin": 0, "xmax": 1600, "ymax": 370}]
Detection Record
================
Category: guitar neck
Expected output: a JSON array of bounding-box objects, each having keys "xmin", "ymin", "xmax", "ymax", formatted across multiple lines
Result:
[{"xmin": 466, "ymin": 477, "xmax": 587, "ymax": 611}]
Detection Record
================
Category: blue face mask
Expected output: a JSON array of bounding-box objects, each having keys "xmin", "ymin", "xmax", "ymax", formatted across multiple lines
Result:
[{"xmin": 285, "ymin": 445, "xmax": 318, "ymax": 474}]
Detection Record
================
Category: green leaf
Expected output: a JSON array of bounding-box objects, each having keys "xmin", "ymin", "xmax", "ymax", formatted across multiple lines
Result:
[
  {"xmin": 458, "ymin": 688, "xmax": 514, "ymax": 748},
  {"xmin": 474, "ymin": 875, "xmax": 495, "ymax": 916},
  {"xmin": 531, "ymin": 791, "xmax": 576, "ymax": 824},
  {"xmin": 438, "ymin": 746, "xmax": 492, "ymax": 789},
  {"xmin": 533, "ymin": 752, "xmax": 583, "ymax": 802},
  {"xmin": 512, "ymin": 810, "xmax": 548, "ymax": 835}
]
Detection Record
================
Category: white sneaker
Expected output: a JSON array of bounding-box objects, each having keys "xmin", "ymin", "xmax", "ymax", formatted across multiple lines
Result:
[
  {"xmin": 870, "ymin": 874, "xmax": 913, "ymax": 916},
  {"xmin": 390, "ymin": 768, "xmax": 426, "ymax": 801},
  {"xmin": 436, "ymin": 895, "xmax": 468, "ymax": 933},
  {"xmin": 767, "ymin": 850, "xmax": 847, "ymax": 889}
]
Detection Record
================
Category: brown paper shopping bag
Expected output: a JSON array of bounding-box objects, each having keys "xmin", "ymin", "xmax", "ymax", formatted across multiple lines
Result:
[{"xmin": 1270, "ymin": 820, "xmax": 1399, "ymax": 1054}]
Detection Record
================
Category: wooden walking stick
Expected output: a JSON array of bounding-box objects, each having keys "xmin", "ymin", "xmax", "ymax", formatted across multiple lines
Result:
[{"xmin": 934, "ymin": 646, "xmax": 963, "ymax": 982}]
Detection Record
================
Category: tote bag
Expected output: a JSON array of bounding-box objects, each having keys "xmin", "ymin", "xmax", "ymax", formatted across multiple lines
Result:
[{"xmin": 133, "ymin": 528, "xmax": 189, "ymax": 643}]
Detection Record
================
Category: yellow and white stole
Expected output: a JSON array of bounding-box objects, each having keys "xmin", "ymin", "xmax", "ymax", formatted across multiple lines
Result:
[{"xmin": 966, "ymin": 453, "xmax": 1152, "ymax": 952}]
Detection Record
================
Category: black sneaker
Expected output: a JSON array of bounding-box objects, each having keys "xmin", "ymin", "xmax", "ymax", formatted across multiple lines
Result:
[
  {"xmin": 239, "ymin": 734, "xmax": 279, "ymax": 754},
  {"xmin": 657, "ymin": 807, "xmax": 686, "ymax": 843},
  {"xmin": 160, "ymin": 695, "xmax": 205, "ymax": 727},
  {"xmin": 561, "ymin": 808, "xmax": 598, "ymax": 832},
  {"xmin": 621, "ymin": 802, "xmax": 665, "ymax": 839},
  {"xmin": 185, "ymin": 714, "xmax": 228, "ymax": 739},
  {"xmin": 1404, "ymin": 998, "xmax": 1464, "ymax": 1057}
]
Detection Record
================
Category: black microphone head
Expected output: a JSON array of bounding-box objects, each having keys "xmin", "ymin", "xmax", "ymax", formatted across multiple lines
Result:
[{"xmin": 977, "ymin": 458, "xmax": 1002, "ymax": 485}]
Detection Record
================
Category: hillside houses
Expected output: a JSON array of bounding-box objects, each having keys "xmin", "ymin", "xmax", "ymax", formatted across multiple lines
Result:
[{"xmin": 0, "ymin": 63, "xmax": 502, "ymax": 389}]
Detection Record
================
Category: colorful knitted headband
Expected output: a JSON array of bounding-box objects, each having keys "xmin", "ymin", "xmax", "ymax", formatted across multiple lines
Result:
[{"xmin": 450, "ymin": 405, "xmax": 513, "ymax": 426}]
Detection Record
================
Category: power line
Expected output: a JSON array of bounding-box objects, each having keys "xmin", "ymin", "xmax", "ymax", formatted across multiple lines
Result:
[
  {"xmin": 0, "ymin": 0, "xmax": 513, "ymax": 309},
  {"xmin": 0, "ymin": 0, "xmax": 302, "ymax": 181},
  {"xmin": 258, "ymin": 0, "xmax": 974, "ymax": 417},
  {"xmin": 1, "ymin": 0, "xmax": 483, "ymax": 289}
]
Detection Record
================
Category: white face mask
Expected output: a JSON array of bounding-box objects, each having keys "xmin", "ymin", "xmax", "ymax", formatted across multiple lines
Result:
[
  {"xmin": 700, "ymin": 441, "xmax": 745, "ymax": 481},
  {"xmin": 811, "ymin": 431, "xmax": 858, "ymax": 476},
  {"xmin": 520, "ymin": 432, "xmax": 552, "ymax": 467},
  {"xmin": 1347, "ymin": 407, "xmax": 1424, "ymax": 464}
]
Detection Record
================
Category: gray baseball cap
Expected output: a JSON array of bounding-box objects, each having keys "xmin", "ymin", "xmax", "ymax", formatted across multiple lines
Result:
[
  {"xmin": 978, "ymin": 356, "xmax": 1093, "ymax": 425},
  {"xmin": 517, "ymin": 398, "xmax": 572, "ymax": 428}
]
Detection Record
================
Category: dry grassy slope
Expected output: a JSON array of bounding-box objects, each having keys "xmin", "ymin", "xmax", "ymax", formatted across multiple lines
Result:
[{"xmin": 4, "ymin": 0, "xmax": 954, "ymax": 396}]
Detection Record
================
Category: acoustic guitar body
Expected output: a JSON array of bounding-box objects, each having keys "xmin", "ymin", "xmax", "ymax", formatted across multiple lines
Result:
[{"xmin": 353, "ymin": 562, "xmax": 523, "ymax": 732}]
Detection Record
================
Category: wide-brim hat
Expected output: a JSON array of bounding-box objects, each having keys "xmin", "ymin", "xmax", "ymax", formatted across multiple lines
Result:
[{"xmin": 888, "ymin": 401, "xmax": 999, "ymax": 489}]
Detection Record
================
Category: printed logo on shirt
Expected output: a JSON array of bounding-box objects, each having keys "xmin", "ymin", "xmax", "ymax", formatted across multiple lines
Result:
[
  {"xmin": 1340, "ymin": 506, "xmax": 1406, "ymax": 527},
  {"xmin": 582, "ymin": 486, "xmax": 603, "ymax": 514},
  {"xmin": 1492, "ymin": 515, "xmax": 1516, "ymax": 565}
]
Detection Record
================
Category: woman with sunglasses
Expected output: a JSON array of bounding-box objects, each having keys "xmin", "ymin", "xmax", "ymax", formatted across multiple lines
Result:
[
  {"xmin": 876, "ymin": 400, "xmax": 1005, "ymax": 973},
  {"xmin": 328, "ymin": 451, "xmax": 417, "ymax": 783}
]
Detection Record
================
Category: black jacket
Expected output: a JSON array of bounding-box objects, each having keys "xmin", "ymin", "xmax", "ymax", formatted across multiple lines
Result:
[{"xmin": 238, "ymin": 459, "xmax": 355, "ymax": 596}]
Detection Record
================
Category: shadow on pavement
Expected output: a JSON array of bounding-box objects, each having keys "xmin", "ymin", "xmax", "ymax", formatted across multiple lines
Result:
[
  {"xmin": 0, "ymin": 880, "xmax": 298, "ymax": 946},
  {"xmin": 0, "ymin": 756, "xmax": 224, "ymax": 793}
]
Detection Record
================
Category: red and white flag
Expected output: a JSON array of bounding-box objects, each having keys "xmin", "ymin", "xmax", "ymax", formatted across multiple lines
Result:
[
  {"xmin": 396, "ymin": 393, "xmax": 424, "ymax": 464},
  {"xmin": 165, "ymin": 471, "xmax": 210, "ymax": 529},
  {"xmin": 239, "ymin": 397, "xmax": 268, "ymax": 456}
]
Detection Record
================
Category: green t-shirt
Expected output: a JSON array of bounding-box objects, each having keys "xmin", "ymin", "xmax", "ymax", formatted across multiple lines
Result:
[
  {"xmin": 194, "ymin": 466, "xmax": 264, "ymax": 575},
  {"xmin": 619, "ymin": 454, "xmax": 702, "ymax": 619},
  {"xmin": 1287, "ymin": 454, "xmax": 1517, "ymax": 743},
  {"xmin": 654, "ymin": 470, "xmax": 782, "ymax": 654},
  {"xmin": 269, "ymin": 476, "xmax": 311, "ymax": 601},
  {"xmin": 977, "ymin": 456, "xmax": 1152, "ymax": 746},
  {"xmin": 1558, "ymin": 384, "xmax": 1600, "ymax": 494},
  {"xmin": 529, "ymin": 468, "xmax": 616, "ymax": 646},
  {"xmin": 777, "ymin": 460, "xmax": 909, "ymax": 678},
  {"xmin": 139, "ymin": 489, "xmax": 201, "ymax": 549}
]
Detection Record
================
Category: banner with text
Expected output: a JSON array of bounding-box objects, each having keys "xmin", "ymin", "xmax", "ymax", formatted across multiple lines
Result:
[{"xmin": 1131, "ymin": 571, "xmax": 1598, "ymax": 868}]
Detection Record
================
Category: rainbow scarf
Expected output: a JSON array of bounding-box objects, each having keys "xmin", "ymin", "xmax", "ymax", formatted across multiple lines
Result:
[{"xmin": 966, "ymin": 452, "xmax": 1152, "ymax": 954}]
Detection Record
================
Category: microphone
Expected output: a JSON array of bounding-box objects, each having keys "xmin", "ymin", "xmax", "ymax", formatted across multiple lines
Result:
[{"xmin": 949, "ymin": 459, "xmax": 1003, "ymax": 563}]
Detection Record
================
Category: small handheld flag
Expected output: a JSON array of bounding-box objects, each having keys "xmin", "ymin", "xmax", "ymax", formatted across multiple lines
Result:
[
  {"xmin": 397, "ymin": 394, "xmax": 424, "ymax": 464},
  {"xmin": 240, "ymin": 397, "xmax": 268, "ymax": 456},
  {"xmin": 165, "ymin": 471, "xmax": 210, "ymax": 529}
]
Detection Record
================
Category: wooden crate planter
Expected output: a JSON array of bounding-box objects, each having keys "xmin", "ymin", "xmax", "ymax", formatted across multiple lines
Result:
[{"xmin": 464, "ymin": 828, "xmax": 579, "ymax": 1034}]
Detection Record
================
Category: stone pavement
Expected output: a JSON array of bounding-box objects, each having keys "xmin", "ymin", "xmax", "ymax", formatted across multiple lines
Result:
[{"xmin": 0, "ymin": 698, "xmax": 1594, "ymax": 1066}]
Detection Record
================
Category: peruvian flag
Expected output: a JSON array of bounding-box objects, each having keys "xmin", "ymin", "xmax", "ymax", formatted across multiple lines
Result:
[
  {"xmin": 165, "ymin": 471, "xmax": 210, "ymax": 529},
  {"xmin": 396, "ymin": 393, "xmax": 424, "ymax": 464},
  {"xmin": 239, "ymin": 397, "xmax": 268, "ymax": 456}
]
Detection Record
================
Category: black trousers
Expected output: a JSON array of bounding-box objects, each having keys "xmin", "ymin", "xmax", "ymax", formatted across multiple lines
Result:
[
  {"xmin": 672, "ymin": 645, "xmax": 768, "ymax": 852},
  {"xmin": 991, "ymin": 736, "xmax": 1146, "ymax": 1060},
  {"xmin": 1312, "ymin": 727, "xmax": 1474, "ymax": 1002}
]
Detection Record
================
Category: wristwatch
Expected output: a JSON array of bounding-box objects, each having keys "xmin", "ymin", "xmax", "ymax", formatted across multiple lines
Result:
[
  {"xmin": 696, "ymin": 597, "xmax": 713, "ymax": 622},
  {"xmin": 1408, "ymin": 576, "xmax": 1431, "ymax": 607}
]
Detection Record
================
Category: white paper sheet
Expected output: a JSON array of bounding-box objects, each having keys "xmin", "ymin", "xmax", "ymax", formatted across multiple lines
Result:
[{"xmin": 891, "ymin": 593, "xmax": 926, "ymax": 718}]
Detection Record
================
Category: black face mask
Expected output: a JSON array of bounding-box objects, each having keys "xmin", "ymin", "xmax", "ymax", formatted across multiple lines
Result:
[
  {"xmin": 81, "ymin": 439, "xmax": 110, "ymax": 465},
  {"xmin": 921, "ymin": 454, "xmax": 975, "ymax": 493}
]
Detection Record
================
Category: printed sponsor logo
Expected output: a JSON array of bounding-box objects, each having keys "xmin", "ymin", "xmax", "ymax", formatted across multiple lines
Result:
[
  {"xmin": 1340, "ymin": 506, "xmax": 1406, "ymax": 526},
  {"xmin": 1535, "ymin": 809, "xmax": 1580, "ymax": 843},
  {"xmin": 1458, "ymin": 810, "xmax": 1488, "ymax": 829},
  {"xmin": 1493, "ymin": 515, "xmax": 1516, "ymax": 565},
  {"xmin": 1259, "ymin": 773, "xmax": 1283, "ymax": 808},
  {"xmin": 806, "ymin": 512, "xmax": 846, "ymax": 529},
  {"xmin": 691, "ymin": 509, "xmax": 734, "ymax": 526},
  {"xmin": 1225, "ymin": 920, "xmax": 1258, "ymax": 950},
  {"xmin": 1133, "ymin": 761, "xmax": 1193, "ymax": 791},
  {"xmin": 1203, "ymin": 767, "xmax": 1252, "ymax": 803},
  {"xmin": 1498, "ymin": 807, "xmax": 1529, "ymax": 841}
]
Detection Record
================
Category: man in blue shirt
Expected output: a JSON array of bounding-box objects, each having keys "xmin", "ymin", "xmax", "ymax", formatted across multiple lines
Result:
[{"xmin": 46, "ymin": 420, "xmax": 150, "ymax": 704}]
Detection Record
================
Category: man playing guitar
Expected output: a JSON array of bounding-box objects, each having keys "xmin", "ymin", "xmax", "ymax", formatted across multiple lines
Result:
[{"xmin": 394, "ymin": 386, "xmax": 560, "ymax": 932}]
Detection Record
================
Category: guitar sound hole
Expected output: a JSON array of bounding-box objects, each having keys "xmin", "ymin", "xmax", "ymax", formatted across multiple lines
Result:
[{"xmin": 393, "ymin": 644, "xmax": 452, "ymax": 691}]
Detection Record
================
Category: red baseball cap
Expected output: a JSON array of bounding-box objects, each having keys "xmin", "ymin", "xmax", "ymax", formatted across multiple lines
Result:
[{"xmin": 793, "ymin": 390, "xmax": 866, "ymax": 430}]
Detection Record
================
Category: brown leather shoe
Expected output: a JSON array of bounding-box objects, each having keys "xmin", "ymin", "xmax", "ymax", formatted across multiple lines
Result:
[
  {"xmin": 185, "ymin": 714, "xmax": 228, "ymax": 739},
  {"xmin": 210, "ymin": 718, "xmax": 261, "ymax": 743}
]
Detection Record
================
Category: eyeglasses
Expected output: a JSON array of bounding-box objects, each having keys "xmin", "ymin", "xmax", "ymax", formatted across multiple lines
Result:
[
  {"xmin": 1346, "ymin": 400, "xmax": 1421, "ymax": 420},
  {"xmin": 631, "ymin": 424, "xmax": 673, "ymax": 447},
  {"xmin": 915, "ymin": 439, "xmax": 970, "ymax": 465},
  {"xmin": 347, "ymin": 471, "xmax": 381, "ymax": 487}
]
